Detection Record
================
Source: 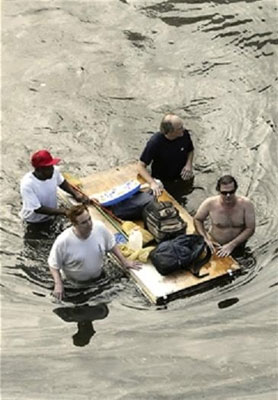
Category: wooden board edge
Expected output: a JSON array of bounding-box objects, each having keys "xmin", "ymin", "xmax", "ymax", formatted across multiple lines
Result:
[
  {"xmin": 108, "ymin": 254, "xmax": 159, "ymax": 305},
  {"xmin": 155, "ymin": 267, "xmax": 242, "ymax": 305}
]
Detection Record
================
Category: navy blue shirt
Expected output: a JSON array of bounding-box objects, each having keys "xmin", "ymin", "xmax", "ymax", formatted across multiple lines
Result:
[{"xmin": 140, "ymin": 130, "xmax": 194, "ymax": 181}]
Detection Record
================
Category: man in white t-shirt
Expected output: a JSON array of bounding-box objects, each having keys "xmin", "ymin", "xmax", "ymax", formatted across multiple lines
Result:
[
  {"xmin": 48, "ymin": 204, "xmax": 141, "ymax": 300},
  {"xmin": 20, "ymin": 149, "xmax": 88, "ymax": 224}
]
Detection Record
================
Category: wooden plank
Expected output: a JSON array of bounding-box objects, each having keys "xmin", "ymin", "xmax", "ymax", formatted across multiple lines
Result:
[{"xmin": 59, "ymin": 163, "xmax": 240, "ymax": 304}]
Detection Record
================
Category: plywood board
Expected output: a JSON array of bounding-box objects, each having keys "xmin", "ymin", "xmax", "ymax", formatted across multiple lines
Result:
[{"xmin": 59, "ymin": 163, "xmax": 240, "ymax": 304}]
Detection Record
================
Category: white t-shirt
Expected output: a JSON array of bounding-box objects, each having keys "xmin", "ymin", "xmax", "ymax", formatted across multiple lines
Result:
[
  {"xmin": 48, "ymin": 221, "xmax": 116, "ymax": 282},
  {"xmin": 19, "ymin": 166, "xmax": 64, "ymax": 223}
]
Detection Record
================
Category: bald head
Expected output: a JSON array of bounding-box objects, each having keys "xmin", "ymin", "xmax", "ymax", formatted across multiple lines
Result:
[{"xmin": 160, "ymin": 114, "xmax": 184, "ymax": 138}]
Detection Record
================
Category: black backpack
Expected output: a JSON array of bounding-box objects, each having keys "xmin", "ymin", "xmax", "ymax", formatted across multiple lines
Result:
[
  {"xmin": 150, "ymin": 234, "xmax": 211, "ymax": 277},
  {"xmin": 142, "ymin": 200, "xmax": 187, "ymax": 243}
]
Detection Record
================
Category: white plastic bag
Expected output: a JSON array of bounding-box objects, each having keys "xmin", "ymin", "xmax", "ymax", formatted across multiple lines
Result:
[{"xmin": 127, "ymin": 228, "xmax": 143, "ymax": 251}]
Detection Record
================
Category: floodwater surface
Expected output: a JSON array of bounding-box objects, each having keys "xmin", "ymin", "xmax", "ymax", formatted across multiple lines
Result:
[{"xmin": 1, "ymin": 0, "xmax": 278, "ymax": 399}]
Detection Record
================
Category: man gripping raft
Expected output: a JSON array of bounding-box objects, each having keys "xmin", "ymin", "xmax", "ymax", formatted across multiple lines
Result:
[
  {"xmin": 19, "ymin": 149, "xmax": 89, "ymax": 224},
  {"xmin": 138, "ymin": 113, "xmax": 194, "ymax": 200},
  {"xmin": 193, "ymin": 175, "xmax": 255, "ymax": 257},
  {"xmin": 48, "ymin": 204, "xmax": 141, "ymax": 300}
]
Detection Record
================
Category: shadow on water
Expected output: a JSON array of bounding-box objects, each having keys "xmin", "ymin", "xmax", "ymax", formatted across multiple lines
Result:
[{"xmin": 53, "ymin": 303, "xmax": 109, "ymax": 347}]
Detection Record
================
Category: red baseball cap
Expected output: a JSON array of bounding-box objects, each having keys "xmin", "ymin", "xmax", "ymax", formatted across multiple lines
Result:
[{"xmin": 31, "ymin": 150, "xmax": 61, "ymax": 168}]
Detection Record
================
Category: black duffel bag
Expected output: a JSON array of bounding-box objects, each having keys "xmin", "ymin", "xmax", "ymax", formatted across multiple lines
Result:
[{"xmin": 150, "ymin": 234, "xmax": 211, "ymax": 277}]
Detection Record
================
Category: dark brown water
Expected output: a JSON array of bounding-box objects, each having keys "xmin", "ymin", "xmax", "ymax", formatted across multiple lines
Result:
[{"xmin": 2, "ymin": 1, "xmax": 278, "ymax": 399}]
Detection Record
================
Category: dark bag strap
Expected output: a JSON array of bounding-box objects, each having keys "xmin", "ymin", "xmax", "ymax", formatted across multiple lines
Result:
[{"xmin": 188, "ymin": 244, "xmax": 211, "ymax": 278}]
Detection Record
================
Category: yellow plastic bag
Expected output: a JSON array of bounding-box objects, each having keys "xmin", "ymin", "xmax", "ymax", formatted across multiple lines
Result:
[{"xmin": 118, "ymin": 244, "xmax": 155, "ymax": 262}]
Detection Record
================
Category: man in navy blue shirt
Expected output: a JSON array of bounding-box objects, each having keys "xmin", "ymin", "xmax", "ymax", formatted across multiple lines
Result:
[{"xmin": 138, "ymin": 113, "xmax": 194, "ymax": 199}]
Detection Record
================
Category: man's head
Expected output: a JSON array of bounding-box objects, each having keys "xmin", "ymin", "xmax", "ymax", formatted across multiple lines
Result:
[
  {"xmin": 216, "ymin": 175, "xmax": 238, "ymax": 203},
  {"xmin": 160, "ymin": 113, "xmax": 184, "ymax": 140},
  {"xmin": 67, "ymin": 204, "xmax": 93, "ymax": 238},
  {"xmin": 31, "ymin": 150, "xmax": 61, "ymax": 180}
]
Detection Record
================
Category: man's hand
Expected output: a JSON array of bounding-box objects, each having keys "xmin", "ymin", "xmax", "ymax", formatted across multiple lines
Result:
[
  {"xmin": 52, "ymin": 281, "xmax": 64, "ymax": 301},
  {"xmin": 111, "ymin": 245, "xmax": 142, "ymax": 271},
  {"xmin": 204, "ymin": 238, "xmax": 217, "ymax": 254},
  {"xmin": 123, "ymin": 260, "xmax": 142, "ymax": 271},
  {"xmin": 59, "ymin": 206, "xmax": 68, "ymax": 216},
  {"xmin": 180, "ymin": 166, "xmax": 194, "ymax": 181},
  {"xmin": 150, "ymin": 181, "xmax": 163, "ymax": 197},
  {"xmin": 216, "ymin": 242, "xmax": 236, "ymax": 258},
  {"xmin": 74, "ymin": 191, "xmax": 90, "ymax": 204}
]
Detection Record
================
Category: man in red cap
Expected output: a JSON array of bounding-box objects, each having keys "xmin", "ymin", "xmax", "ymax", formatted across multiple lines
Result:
[{"xmin": 20, "ymin": 150, "xmax": 88, "ymax": 224}]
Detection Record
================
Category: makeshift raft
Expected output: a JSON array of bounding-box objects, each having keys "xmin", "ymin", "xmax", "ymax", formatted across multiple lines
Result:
[{"xmin": 59, "ymin": 163, "xmax": 240, "ymax": 305}]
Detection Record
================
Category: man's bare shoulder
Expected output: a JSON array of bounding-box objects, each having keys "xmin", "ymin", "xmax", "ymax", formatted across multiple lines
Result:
[
  {"xmin": 195, "ymin": 196, "xmax": 219, "ymax": 218},
  {"xmin": 200, "ymin": 195, "xmax": 219, "ymax": 208},
  {"xmin": 237, "ymin": 195, "xmax": 254, "ymax": 208}
]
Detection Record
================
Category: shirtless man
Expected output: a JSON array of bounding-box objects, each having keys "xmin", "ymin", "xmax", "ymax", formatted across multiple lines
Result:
[{"xmin": 193, "ymin": 175, "xmax": 255, "ymax": 257}]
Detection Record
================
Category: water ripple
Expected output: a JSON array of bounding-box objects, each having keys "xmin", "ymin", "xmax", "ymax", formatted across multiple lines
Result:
[
  {"xmin": 203, "ymin": 17, "xmax": 253, "ymax": 32},
  {"xmin": 123, "ymin": 30, "xmax": 154, "ymax": 49},
  {"xmin": 160, "ymin": 14, "xmax": 217, "ymax": 27}
]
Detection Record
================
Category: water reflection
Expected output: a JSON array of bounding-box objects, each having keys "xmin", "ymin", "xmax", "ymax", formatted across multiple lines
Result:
[{"xmin": 53, "ymin": 303, "xmax": 109, "ymax": 347}]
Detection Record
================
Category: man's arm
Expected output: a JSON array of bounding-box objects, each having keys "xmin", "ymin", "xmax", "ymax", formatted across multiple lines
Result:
[
  {"xmin": 231, "ymin": 200, "xmax": 255, "ymax": 245},
  {"xmin": 181, "ymin": 151, "xmax": 194, "ymax": 180},
  {"xmin": 35, "ymin": 180, "xmax": 89, "ymax": 216},
  {"xmin": 110, "ymin": 245, "xmax": 141, "ymax": 271},
  {"xmin": 137, "ymin": 161, "xmax": 162, "ymax": 197},
  {"xmin": 34, "ymin": 205, "xmax": 67, "ymax": 216},
  {"xmin": 48, "ymin": 238, "xmax": 65, "ymax": 300},
  {"xmin": 217, "ymin": 200, "xmax": 255, "ymax": 257},
  {"xmin": 194, "ymin": 199, "xmax": 216, "ymax": 252},
  {"xmin": 49, "ymin": 267, "xmax": 64, "ymax": 301},
  {"xmin": 59, "ymin": 180, "xmax": 90, "ymax": 203},
  {"xmin": 21, "ymin": 182, "xmax": 67, "ymax": 218}
]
